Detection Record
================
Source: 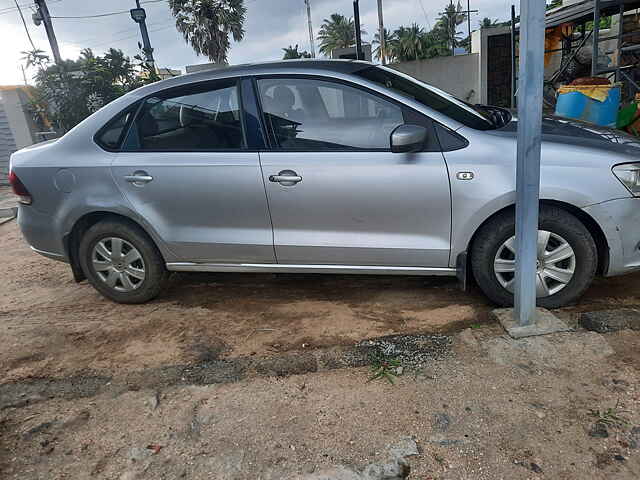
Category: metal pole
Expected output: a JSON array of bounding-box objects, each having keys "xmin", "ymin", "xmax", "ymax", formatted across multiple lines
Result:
[
  {"xmin": 353, "ymin": 0, "xmax": 363, "ymax": 60},
  {"xmin": 592, "ymin": 0, "xmax": 601, "ymax": 76},
  {"xmin": 467, "ymin": 0, "xmax": 472, "ymax": 53},
  {"xmin": 34, "ymin": 0, "xmax": 62, "ymax": 65},
  {"xmin": 305, "ymin": 0, "xmax": 316, "ymax": 58},
  {"xmin": 511, "ymin": 4, "xmax": 517, "ymax": 108},
  {"xmin": 514, "ymin": 0, "xmax": 546, "ymax": 327},
  {"xmin": 135, "ymin": 0, "xmax": 155, "ymax": 67},
  {"xmin": 615, "ymin": 2, "xmax": 624, "ymax": 83},
  {"xmin": 377, "ymin": 0, "xmax": 386, "ymax": 64}
]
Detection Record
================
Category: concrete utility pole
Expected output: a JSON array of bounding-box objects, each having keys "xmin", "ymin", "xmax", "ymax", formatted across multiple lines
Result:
[
  {"xmin": 377, "ymin": 0, "xmax": 386, "ymax": 64},
  {"xmin": 304, "ymin": 0, "xmax": 316, "ymax": 58},
  {"xmin": 353, "ymin": 0, "xmax": 363, "ymax": 60},
  {"xmin": 33, "ymin": 0, "xmax": 62, "ymax": 65},
  {"xmin": 131, "ymin": 0, "xmax": 155, "ymax": 67},
  {"xmin": 514, "ymin": 0, "xmax": 546, "ymax": 326}
]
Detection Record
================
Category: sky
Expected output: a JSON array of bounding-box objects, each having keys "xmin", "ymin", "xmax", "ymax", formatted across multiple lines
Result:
[{"xmin": 0, "ymin": 0, "xmax": 520, "ymax": 86}]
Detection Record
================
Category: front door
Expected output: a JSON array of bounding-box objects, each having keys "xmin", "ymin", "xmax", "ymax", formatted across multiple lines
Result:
[
  {"xmin": 256, "ymin": 77, "xmax": 451, "ymax": 267},
  {"xmin": 110, "ymin": 80, "xmax": 275, "ymax": 264}
]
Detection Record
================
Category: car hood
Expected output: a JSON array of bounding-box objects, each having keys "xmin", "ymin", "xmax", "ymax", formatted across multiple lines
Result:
[{"xmin": 489, "ymin": 114, "xmax": 640, "ymax": 157}]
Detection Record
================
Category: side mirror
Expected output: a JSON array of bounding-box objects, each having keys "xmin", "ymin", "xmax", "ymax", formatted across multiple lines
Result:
[{"xmin": 390, "ymin": 124, "xmax": 427, "ymax": 153}]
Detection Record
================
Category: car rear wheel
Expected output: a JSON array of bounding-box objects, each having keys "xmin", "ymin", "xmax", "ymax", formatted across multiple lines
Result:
[
  {"xmin": 79, "ymin": 219, "xmax": 169, "ymax": 304},
  {"xmin": 471, "ymin": 206, "xmax": 597, "ymax": 308}
]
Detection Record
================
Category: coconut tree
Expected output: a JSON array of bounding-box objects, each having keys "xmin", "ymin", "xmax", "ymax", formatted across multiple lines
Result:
[
  {"xmin": 317, "ymin": 14, "xmax": 366, "ymax": 56},
  {"xmin": 391, "ymin": 24, "xmax": 426, "ymax": 62},
  {"xmin": 433, "ymin": 1, "xmax": 467, "ymax": 55},
  {"xmin": 373, "ymin": 28, "xmax": 395, "ymax": 63},
  {"xmin": 168, "ymin": 0, "xmax": 246, "ymax": 64},
  {"xmin": 282, "ymin": 44, "xmax": 312, "ymax": 60},
  {"xmin": 21, "ymin": 49, "xmax": 50, "ymax": 70}
]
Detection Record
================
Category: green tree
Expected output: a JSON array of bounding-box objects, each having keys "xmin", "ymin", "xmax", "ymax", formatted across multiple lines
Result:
[
  {"xmin": 169, "ymin": 0, "xmax": 246, "ymax": 64},
  {"xmin": 21, "ymin": 49, "xmax": 50, "ymax": 70},
  {"xmin": 480, "ymin": 17, "xmax": 500, "ymax": 29},
  {"xmin": 28, "ymin": 48, "xmax": 155, "ymax": 133},
  {"xmin": 384, "ymin": 24, "xmax": 447, "ymax": 62},
  {"xmin": 317, "ymin": 13, "xmax": 366, "ymax": 56},
  {"xmin": 433, "ymin": 0, "xmax": 468, "ymax": 55},
  {"xmin": 282, "ymin": 44, "xmax": 312, "ymax": 60},
  {"xmin": 373, "ymin": 27, "xmax": 395, "ymax": 62}
]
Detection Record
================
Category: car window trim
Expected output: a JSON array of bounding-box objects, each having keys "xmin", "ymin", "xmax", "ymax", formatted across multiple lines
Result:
[{"xmin": 120, "ymin": 78, "xmax": 252, "ymax": 154}]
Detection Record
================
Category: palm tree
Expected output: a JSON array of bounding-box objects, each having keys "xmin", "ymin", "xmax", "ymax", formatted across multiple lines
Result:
[
  {"xmin": 168, "ymin": 0, "xmax": 246, "ymax": 64},
  {"xmin": 317, "ymin": 14, "xmax": 366, "ymax": 56},
  {"xmin": 373, "ymin": 28, "xmax": 395, "ymax": 63},
  {"xmin": 480, "ymin": 17, "xmax": 500, "ymax": 29},
  {"xmin": 391, "ymin": 24, "xmax": 426, "ymax": 62},
  {"xmin": 21, "ymin": 49, "xmax": 50, "ymax": 70},
  {"xmin": 434, "ymin": 1, "xmax": 467, "ymax": 55},
  {"xmin": 282, "ymin": 44, "xmax": 312, "ymax": 60}
]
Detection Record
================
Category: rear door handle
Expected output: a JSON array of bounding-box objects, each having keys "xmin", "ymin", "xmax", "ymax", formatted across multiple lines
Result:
[
  {"xmin": 124, "ymin": 172, "xmax": 153, "ymax": 185},
  {"xmin": 269, "ymin": 170, "xmax": 302, "ymax": 185}
]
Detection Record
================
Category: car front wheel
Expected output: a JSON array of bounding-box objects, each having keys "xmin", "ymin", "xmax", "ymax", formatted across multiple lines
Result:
[
  {"xmin": 471, "ymin": 206, "xmax": 598, "ymax": 308},
  {"xmin": 79, "ymin": 219, "xmax": 169, "ymax": 304}
]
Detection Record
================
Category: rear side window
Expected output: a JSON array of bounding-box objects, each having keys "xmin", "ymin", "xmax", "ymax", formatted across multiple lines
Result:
[
  {"xmin": 96, "ymin": 106, "xmax": 137, "ymax": 150},
  {"xmin": 124, "ymin": 82, "xmax": 245, "ymax": 151}
]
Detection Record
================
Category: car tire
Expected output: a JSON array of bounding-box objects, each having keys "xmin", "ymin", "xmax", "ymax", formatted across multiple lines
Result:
[
  {"xmin": 471, "ymin": 206, "xmax": 597, "ymax": 309},
  {"xmin": 79, "ymin": 219, "xmax": 169, "ymax": 304}
]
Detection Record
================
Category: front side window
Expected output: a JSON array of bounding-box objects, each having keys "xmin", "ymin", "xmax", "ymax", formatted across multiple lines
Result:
[
  {"xmin": 125, "ymin": 82, "xmax": 245, "ymax": 151},
  {"xmin": 355, "ymin": 66, "xmax": 498, "ymax": 131},
  {"xmin": 258, "ymin": 77, "xmax": 404, "ymax": 150}
]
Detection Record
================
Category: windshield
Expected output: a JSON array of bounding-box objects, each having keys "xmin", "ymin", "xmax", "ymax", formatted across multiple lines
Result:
[{"xmin": 355, "ymin": 65, "xmax": 498, "ymax": 131}]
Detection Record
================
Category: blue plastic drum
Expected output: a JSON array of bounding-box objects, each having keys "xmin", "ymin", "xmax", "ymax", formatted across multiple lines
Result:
[{"xmin": 555, "ymin": 85, "xmax": 621, "ymax": 127}]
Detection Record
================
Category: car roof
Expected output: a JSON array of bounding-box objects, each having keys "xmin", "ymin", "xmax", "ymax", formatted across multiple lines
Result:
[{"xmin": 133, "ymin": 59, "xmax": 374, "ymax": 97}]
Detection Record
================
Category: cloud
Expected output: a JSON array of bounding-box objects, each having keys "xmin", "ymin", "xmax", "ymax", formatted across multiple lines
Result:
[{"xmin": 0, "ymin": 0, "xmax": 515, "ymax": 85}]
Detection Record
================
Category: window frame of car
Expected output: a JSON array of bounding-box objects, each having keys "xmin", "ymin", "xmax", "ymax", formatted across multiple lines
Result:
[
  {"xmin": 94, "ymin": 102, "xmax": 142, "ymax": 152},
  {"xmin": 95, "ymin": 78, "xmax": 263, "ymax": 153},
  {"xmin": 252, "ymin": 74, "xmax": 465, "ymax": 154}
]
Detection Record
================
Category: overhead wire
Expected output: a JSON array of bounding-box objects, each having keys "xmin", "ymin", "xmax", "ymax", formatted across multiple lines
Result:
[{"xmin": 12, "ymin": 0, "xmax": 37, "ymax": 50}]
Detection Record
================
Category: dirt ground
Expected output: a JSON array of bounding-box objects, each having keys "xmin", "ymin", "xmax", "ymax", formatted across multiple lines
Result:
[
  {"xmin": 1, "ymin": 328, "xmax": 639, "ymax": 479},
  {"xmin": 2, "ymin": 216, "xmax": 640, "ymax": 479},
  {"xmin": 2, "ymin": 219, "xmax": 640, "ymax": 382}
]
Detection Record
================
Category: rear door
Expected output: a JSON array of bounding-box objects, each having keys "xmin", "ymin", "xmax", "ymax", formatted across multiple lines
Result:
[
  {"xmin": 256, "ymin": 76, "xmax": 452, "ymax": 267},
  {"xmin": 109, "ymin": 79, "xmax": 274, "ymax": 264}
]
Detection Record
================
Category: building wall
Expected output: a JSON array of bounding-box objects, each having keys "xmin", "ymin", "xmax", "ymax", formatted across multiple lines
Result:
[
  {"xmin": 389, "ymin": 53, "xmax": 481, "ymax": 103},
  {"xmin": 1, "ymin": 89, "xmax": 34, "ymax": 149},
  {"xmin": 0, "ymin": 101, "xmax": 17, "ymax": 186},
  {"xmin": 0, "ymin": 87, "xmax": 37, "ymax": 185}
]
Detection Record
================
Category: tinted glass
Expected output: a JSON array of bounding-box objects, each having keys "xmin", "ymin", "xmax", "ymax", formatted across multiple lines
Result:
[
  {"xmin": 258, "ymin": 78, "xmax": 404, "ymax": 150},
  {"xmin": 97, "ymin": 108, "xmax": 135, "ymax": 150},
  {"xmin": 128, "ymin": 84, "xmax": 244, "ymax": 151},
  {"xmin": 356, "ymin": 66, "xmax": 497, "ymax": 131}
]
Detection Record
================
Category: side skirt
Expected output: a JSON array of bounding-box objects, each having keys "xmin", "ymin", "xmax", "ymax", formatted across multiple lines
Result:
[{"xmin": 166, "ymin": 262, "xmax": 458, "ymax": 276}]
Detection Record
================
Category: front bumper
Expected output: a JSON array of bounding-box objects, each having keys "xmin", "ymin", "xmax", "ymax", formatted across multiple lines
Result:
[{"xmin": 583, "ymin": 197, "xmax": 640, "ymax": 277}]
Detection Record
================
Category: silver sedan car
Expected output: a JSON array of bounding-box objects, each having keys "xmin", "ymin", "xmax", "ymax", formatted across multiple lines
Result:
[{"xmin": 9, "ymin": 60, "xmax": 640, "ymax": 305}]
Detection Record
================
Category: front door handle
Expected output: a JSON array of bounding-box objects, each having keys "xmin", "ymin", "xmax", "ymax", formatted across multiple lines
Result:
[
  {"xmin": 124, "ymin": 171, "xmax": 153, "ymax": 185},
  {"xmin": 269, "ymin": 170, "xmax": 302, "ymax": 186}
]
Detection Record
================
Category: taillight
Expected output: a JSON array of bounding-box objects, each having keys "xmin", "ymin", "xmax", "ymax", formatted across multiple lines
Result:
[{"xmin": 8, "ymin": 171, "xmax": 32, "ymax": 205}]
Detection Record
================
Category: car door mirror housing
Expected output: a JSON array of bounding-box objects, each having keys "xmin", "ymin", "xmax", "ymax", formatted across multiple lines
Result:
[{"xmin": 390, "ymin": 124, "xmax": 428, "ymax": 153}]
